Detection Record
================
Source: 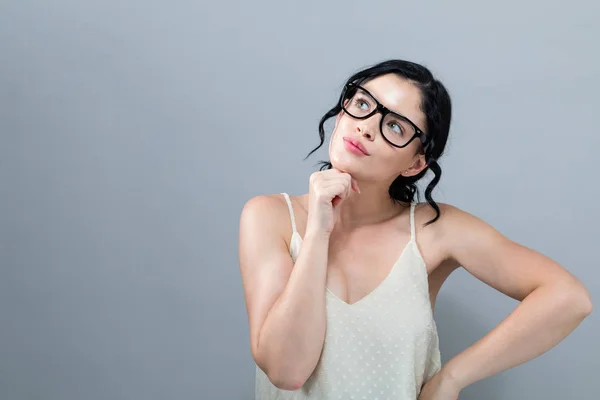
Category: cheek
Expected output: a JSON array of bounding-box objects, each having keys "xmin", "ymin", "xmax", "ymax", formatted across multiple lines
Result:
[{"xmin": 380, "ymin": 147, "xmax": 415, "ymax": 171}]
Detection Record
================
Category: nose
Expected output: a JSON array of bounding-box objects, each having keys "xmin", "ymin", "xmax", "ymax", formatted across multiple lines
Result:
[{"xmin": 356, "ymin": 118, "xmax": 378, "ymax": 141}]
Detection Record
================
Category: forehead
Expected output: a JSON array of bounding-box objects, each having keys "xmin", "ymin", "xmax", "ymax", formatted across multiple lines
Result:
[{"xmin": 361, "ymin": 74, "xmax": 425, "ymax": 128}]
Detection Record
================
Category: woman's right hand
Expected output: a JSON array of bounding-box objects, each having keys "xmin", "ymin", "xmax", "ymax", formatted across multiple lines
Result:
[{"xmin": 305, "ymin": 168, "xmax": 360, "ymax": 236}]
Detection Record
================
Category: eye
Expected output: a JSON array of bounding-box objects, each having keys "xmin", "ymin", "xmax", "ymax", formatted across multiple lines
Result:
[
  {"xmin": 387, "ymin": 121, "xmax": 403, "ymax": 134},
  {"xmin": 354, "ymin": 99, "xmax": 370, "ymax": 110}
]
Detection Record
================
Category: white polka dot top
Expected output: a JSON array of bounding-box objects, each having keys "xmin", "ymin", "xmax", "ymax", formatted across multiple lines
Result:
[{"xmin": 254, "ymin": 193, "xmax": 442, "ymax": 399}]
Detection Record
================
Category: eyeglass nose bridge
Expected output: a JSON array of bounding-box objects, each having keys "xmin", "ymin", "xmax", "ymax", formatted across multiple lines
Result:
[
  {"xmin": 346, "ymin": 98, "xmax": 396, "ymax": 141},
  {"xmin": 353, "ymin": 104, "xmax": 387, "ymax": 137}
]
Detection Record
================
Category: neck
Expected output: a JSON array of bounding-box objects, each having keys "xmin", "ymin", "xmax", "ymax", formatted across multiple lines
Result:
[{"xmin": 335, "ymin": 180, "xmax": 408, "ymax": 231}]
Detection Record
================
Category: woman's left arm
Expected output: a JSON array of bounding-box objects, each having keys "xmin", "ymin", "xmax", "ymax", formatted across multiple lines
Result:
[{"xmin": 436, "ymin": 204, "xmax": 593, "ymax": 391}]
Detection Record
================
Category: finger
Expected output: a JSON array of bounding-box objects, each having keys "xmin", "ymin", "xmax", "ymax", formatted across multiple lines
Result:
[
  {"xmin": 351, "ymin": 177, "xmax": 360, "ymax": 193},
  {"xmin": 329, "ymin": 174, "xmax": 354, "ymax": 198},
  {"xmin": 336, "ymin": 182, "xmax": 349, "ymax": 200},
  {"xmin": 342, "ymin": 173, "xmax": 358, "ymax": 194},
  {"xmin": 332, "ymin": 182, "xmax": 349, "ymax": 201}
]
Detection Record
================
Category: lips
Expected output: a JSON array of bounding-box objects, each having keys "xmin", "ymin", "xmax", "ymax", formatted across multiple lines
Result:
[{"xmin": 343, "ymin": 137, "xmax": 369, "ymax": 155}]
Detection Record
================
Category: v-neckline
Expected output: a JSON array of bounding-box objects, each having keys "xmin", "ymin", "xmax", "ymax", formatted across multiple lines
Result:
[{"xmin": 291, "ymin": 232, "xmax": 414, "ymax": 308}]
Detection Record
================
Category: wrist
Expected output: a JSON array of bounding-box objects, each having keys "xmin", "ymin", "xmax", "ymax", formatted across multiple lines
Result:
[
  {"xmin": 303, "ymin": 228, "xmax": 331, "ymax": 241},
  {"xmin": 439, "ymin": 362, "xmax": 467, "ymax": 392}
]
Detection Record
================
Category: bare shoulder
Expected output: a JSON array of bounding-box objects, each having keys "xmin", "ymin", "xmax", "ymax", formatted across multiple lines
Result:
[
  {"xmin": 414, "ymin": 200, "xmax": 512, "ymax": 267},
  {"xmin": 240, "ymin": 193, "xmax": 289, "ymax": 222},
  {"xmin": 413, "ymin": 201, "xmax": 476, "ymax": 231},
  {"xmin": 412, "ymin": 200, "xmax": 460, "ymax": 239},
  {"xmin": 411, "ymin": 201, "xmax": 471, "ymax": 272},
  {"xmin": 421, "ymin": 201, "xmax": 501, "ymax": 242},
  {"xmin": 239, "ymin": 193, "xmax": 294, "ymax": 249}
]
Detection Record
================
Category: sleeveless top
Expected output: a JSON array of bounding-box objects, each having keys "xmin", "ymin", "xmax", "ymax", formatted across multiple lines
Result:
[{"xmin": 254, "ymin": 193, "xmax": 442, "ymax": 400}]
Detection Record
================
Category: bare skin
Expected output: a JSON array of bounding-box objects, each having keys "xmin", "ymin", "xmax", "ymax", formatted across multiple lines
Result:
[
  {"xmin": 281, "ymin": 192, "xmax": 457, "ymax": 312},
  {"xmin": 238, "ymin": 72, "xmax": 593, "ymax": 396}
]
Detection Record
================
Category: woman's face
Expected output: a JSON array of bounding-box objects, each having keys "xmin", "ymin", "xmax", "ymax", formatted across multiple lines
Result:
[{"xmin": 329, "ymin": 73, "xmax": 428, "ymax": 182}]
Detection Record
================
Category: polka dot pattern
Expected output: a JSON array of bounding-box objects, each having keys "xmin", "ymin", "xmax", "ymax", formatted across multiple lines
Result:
[{"xmin": 255, "ymin": 199, "xmax": 442, "ymax": 399}]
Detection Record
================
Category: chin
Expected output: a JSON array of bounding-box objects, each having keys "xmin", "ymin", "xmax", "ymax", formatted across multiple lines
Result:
[{"xmin": 329, "ymin": 148, "xmax": 361, "ymax": 174}]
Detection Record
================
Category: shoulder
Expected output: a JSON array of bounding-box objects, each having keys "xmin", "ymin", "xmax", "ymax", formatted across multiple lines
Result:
[
  {"xmin": 239, "ymin": 193, "xmax": 289, "ymax": 224},
  {"xmin": 239, "ymin": 193, "xmax": 302, "ymax": 257},
  {"xmin": 412, "ymin": 200, "xmax": 479, "ymax": 246},
  {"xmin": 413, "ymin": 201, "xmax": 474, "ymax": 227},
  {"xmin": 239, "ymin": 193, "xmax": 295, "ymax": 240},
  {"xmin": 414, "ymin": 200, "xmax": 507, "ymax": 261}
]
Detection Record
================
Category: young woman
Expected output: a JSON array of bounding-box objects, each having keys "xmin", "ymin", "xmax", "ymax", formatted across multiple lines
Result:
[{"xmin": 238, "ymin": 59, "xmax": 593, "ymax": 400}]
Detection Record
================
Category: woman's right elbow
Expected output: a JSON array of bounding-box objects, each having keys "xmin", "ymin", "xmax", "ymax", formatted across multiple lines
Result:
[
  {"xmin": 254, "ymin": 346, "xmax": 306, "ymax": 390},
  {"xmin": 268, "ymin": 371, "xmax": 305, "ymax": 391}
]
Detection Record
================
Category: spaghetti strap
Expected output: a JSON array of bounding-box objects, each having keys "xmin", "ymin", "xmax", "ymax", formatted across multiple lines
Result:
[
  {"xmin": 280, "ymin": 193, "xmax": 297, "ymax": 234},
  {"xmin": 410, "ymin": 202, "xmax": 416, "ymax": 241}
]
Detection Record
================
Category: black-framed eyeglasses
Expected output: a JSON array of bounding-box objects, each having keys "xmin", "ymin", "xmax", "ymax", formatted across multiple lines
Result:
[{"xmin": 340, "ymin": 82, "xmax": 429, "ymax": 150}]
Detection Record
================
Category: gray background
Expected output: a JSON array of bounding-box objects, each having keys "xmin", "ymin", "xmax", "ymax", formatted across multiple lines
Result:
[{"xmin": 1, "ymin": 0, "xmax": 598, "ymax": 399}]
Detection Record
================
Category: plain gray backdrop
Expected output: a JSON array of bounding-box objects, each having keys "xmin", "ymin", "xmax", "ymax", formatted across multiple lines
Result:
[{"xmin": 1, "ymin": 0, "xmax": 598, "ymax": 399}]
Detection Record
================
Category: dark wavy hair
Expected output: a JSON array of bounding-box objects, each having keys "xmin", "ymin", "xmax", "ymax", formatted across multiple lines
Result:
[{"xmin": 304, "ymin": 59, "xmax": 452, "ymax": 226}]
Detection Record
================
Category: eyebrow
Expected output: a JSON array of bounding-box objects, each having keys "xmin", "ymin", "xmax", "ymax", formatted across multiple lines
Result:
[{"xmin": 361, "ymin": 85, "xmax": 423, "ymax": 130}]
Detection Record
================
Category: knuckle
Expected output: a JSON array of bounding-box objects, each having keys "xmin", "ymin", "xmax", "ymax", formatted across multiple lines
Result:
[{"xmin": 309, "ymin": 172, "xmax": 321, "ymax": 185}]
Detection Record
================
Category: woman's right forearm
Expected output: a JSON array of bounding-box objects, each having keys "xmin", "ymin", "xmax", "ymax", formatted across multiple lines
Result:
[{"xmin": 256, "ymin": 229, "xmax": 330, "ymax": 389}]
